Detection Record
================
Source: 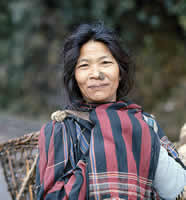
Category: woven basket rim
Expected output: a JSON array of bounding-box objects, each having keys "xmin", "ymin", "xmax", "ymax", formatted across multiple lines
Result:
[{"xmin": 0, "ymin": 131, "xmax": 40, "ymax": 153}]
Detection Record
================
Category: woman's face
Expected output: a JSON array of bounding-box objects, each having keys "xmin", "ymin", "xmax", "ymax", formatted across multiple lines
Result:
[{"xmin": 75, "ymin": 40, "xmax": 120, "ymax": 103}]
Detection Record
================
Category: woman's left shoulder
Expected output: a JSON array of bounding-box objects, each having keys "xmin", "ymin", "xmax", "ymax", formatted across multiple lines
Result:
[{"xmin": 142, "ymin": 112, "xmax": 158, "ymax": 133}]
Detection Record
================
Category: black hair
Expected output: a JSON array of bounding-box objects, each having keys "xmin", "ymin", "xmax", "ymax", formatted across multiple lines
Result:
[{"xmin": 62, "ymin": 22, "xmax": 135, "ymax": 104}]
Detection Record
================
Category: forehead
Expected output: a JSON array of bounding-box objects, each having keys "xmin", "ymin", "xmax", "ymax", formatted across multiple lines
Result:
[{"xmin": 78, "ymin": 40, "xmax": 113, "ymax": 60}]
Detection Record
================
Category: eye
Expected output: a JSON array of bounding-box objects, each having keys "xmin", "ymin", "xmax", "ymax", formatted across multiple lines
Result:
[
  {"xmin": 102, "ymin": 61, "xmax": 112, "ymax": 65},
  {"xmin": 77, "ymin": 63, "xmax": 88, "ymax": 68}
]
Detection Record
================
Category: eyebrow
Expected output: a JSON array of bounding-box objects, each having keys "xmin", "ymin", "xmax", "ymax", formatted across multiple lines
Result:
[
  {"xmin": 77, "ymin": 58, "xmax": 89, "ymax": 64},
  {"xmin": 98, "ymin": 56, "xmax": 111, "ymax": 61},
  {"xmin": 77, "ymin": 56, "xmax": 111, "ymax": 64}
]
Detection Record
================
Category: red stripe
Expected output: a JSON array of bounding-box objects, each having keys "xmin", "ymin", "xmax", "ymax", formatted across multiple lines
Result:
[
  {"xmin": 95, "ymin": 104, "xmax": 119, "ymax": 198},
  {"xmin": 64, "ymin": 171, "xmax": 76, "ymax": 197},
  {"xmin": 117, "ymin": 110, "xmax": 137, "ymax": 200},
  {"xmin": 135, "ymin": 112, "xmax": 151, "ymax": 199},
  {"xmin": 47, "ymin": 181, "xmax": 64, "ymax": 194},
  {"xmin": 125, "ymin": 103, "xmax": 141, "ymax": 110},
  {"xmin": 117, "ymin": 101, "xmax": 141, "ymax": 111},
  {"xmin": 39, "ymin": 124, "xmax": 47, "ymax": 184},
  {"xmin": 78, "ymin": 161, "xmax": 87, "ymax": 200},
  {"xmin": 44, "ymin": 121, "xmax": 55, "ymax": 196}
]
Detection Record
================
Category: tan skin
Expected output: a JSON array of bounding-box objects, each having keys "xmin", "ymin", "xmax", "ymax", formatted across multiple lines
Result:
[{"xmin": 75, "ymin": 40, "xmax": 120, "ymax": 103}]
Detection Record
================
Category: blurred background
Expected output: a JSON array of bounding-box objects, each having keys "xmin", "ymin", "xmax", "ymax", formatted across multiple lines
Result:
[
  {"xmin": 0, "ymin": 0, "xmax": 186, "ymax": 141},
  {"xmin": 0, "ymin": 0, "xmax": 186, "ymax": 199}
]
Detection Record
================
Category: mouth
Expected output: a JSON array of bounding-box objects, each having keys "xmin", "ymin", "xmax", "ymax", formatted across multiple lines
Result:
[{"xmin": 88, "ymin": 83, "xmax": 109, "ymax": 89}]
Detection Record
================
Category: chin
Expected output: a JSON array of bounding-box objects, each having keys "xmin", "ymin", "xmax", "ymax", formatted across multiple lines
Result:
[
  {"xmin": 85, "ymin": 93, "xmax": 116, "ymax": 103},
  {"xmin": 89, "ymin": 97, "xmax": 113, "ymax": 103}
]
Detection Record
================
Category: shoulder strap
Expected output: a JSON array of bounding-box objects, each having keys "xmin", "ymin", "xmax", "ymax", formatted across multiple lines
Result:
[{"xmin": 51, "ymin": 109, "xmax": 91, "ymax": 123}]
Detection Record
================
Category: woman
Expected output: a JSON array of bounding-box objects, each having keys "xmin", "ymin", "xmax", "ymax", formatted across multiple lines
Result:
[{"xmin": 36, "ymin": 23, "xmax": 186, "ymax": 200}]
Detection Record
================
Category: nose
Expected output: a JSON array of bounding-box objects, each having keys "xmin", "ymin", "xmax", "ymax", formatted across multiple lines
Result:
[{"xmin": 89, "ymin": 64, "xmax": 100, "ymax": 79}]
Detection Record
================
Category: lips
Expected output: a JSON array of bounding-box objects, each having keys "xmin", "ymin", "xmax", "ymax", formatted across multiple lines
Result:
[{"xmin": 88, "ymin": 83, "xmax": 109, "ymax": 89}]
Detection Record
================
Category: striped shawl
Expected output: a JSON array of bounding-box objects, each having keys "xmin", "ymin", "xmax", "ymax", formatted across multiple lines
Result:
[{"xmin": 36, "ymin": 101, "xmax": 166, "ymax": 199}]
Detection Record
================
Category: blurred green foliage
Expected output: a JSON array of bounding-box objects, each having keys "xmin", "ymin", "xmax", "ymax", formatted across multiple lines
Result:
[{"xmin": 0, "ymin": 0, "xmax": 186, "ymax": 116}]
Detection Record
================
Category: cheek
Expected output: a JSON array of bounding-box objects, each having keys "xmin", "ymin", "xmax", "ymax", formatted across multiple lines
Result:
[
  {"xmin": 75, "ymin": 71, "xmax": 87, "ymax": 90},
  {"xmin": 111, "ymin": 71, "xmax": 120, "ymax": 92},
  {"xmin": 112, "ymin": 68, "xmax": 120, "ymax": 85},
  {"xmin": 75, "ymin": 71, "xmax": 82, "ymax": 85}
]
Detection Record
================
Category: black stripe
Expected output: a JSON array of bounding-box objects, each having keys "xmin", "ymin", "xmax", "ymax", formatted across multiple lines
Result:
[
  {"xmin": 54, "ymin": 122, "xmax": 67, "ymax": 182},
  {"xmin": 148, "ymin": 126, "xmax": 160, "ymax": 180},
  {"xmin": 127, "ymin": 110, "xmax": 142, "ymax": 176},
  {"xmin": 89, "ymin": 109, "xmax": 107, "ymax": 172},
  {"xmin": 37, "ymin": 183, "xmax": 45, "ymax": 200},
  {"xmin": 65, "ymin": 118, "xmax": 79, "ymax": 163},
  {"xmin": 44, "ymin": 121, "xmax": 54, "ymax": 161},
  {"xmin": 107, "ymin": 106, "xmax": 128, "ymax": 172},
  {"xmin": 127, "ymin": 110, "xmax": 142, "ymax": 200},
  {"xmin": 107, "ymin": 106, "xmax": 129, "ymax": 200},
  {"xmin": 56, "ymin": 188, "xmax": 66, "ymax": 199}
]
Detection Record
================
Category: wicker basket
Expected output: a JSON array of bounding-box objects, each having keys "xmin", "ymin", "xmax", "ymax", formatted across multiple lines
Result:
[{"xmin": 0, "ymin": 131, "xmax": 39, "ymax": 200}]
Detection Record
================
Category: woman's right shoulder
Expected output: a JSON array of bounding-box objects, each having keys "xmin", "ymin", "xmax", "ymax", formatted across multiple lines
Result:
[{"xmin": 39, "ymin": 120, "xmax": 65, "ymax": 141}]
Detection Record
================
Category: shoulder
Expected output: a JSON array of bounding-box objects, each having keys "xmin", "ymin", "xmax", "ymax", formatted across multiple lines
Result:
[
  {"xmin": 39, "ymin": 120, "xmax": 65, "ymax": 142},
  {"xmin": 142, "ymin": 112, "xmax": 158, "ymax": 133},
  {"xmin": 142, "ymin": 112, "xmax": 180, "ymax": 159}
]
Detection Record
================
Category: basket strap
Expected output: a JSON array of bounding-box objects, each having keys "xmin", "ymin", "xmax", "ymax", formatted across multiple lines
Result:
[{"xmin": 51, "ymin": 109, "xmax": 91, "ymax": 122}]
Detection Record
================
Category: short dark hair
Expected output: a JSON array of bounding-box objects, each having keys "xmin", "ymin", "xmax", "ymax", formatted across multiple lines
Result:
[{"xmin": 62, "ymin": 22, "xmax": 135, "ymax": 103}]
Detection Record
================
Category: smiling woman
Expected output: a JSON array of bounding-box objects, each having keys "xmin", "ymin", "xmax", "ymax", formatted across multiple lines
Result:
[
  {"xmin": 63, "ymin": 23, "xmax": 134, "ymax": 106},
  {"xmin": 36, "ymin": 23, "xmax": 186, "ymax": 200},
  {"xmin": 75, "ymin": 40, "xmax": 120, "ymax": 103}
]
